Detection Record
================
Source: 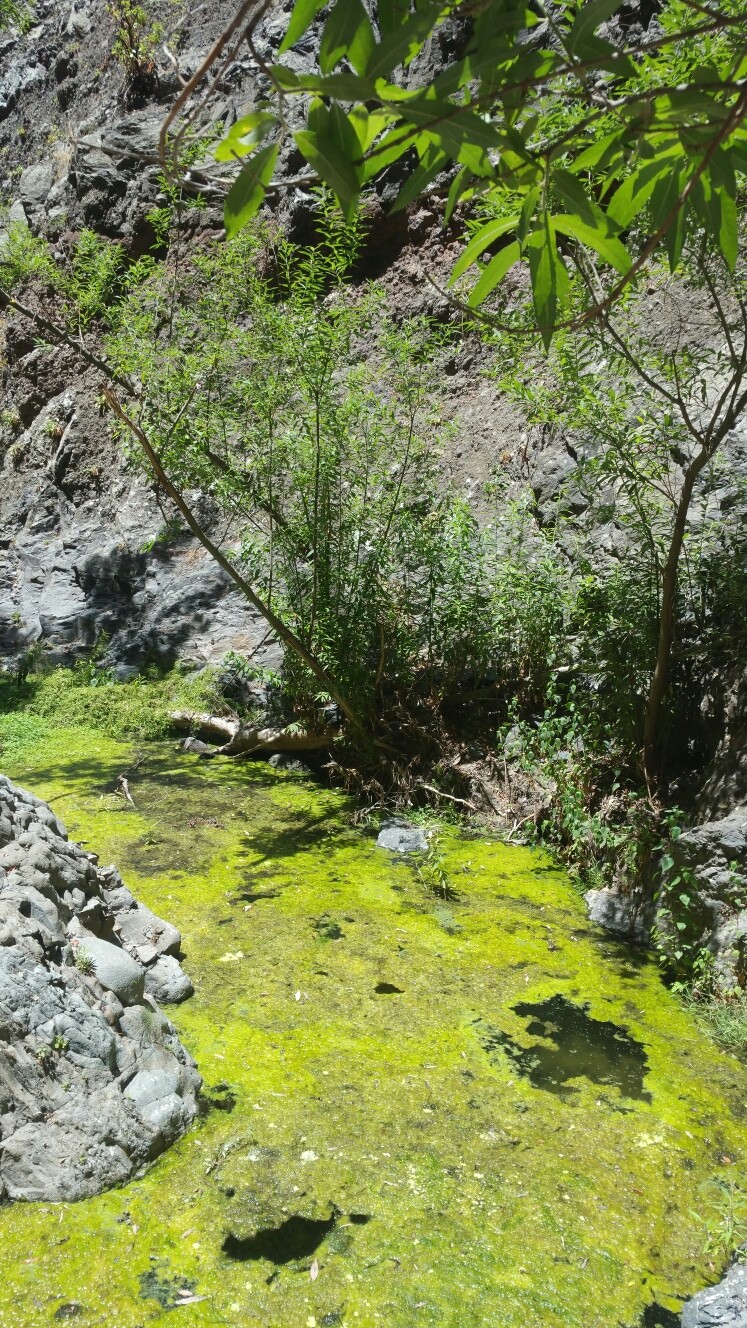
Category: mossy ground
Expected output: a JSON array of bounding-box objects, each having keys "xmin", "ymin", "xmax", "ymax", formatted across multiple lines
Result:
[{"xmin": 0, "ymin": 714, "xmax": 745, "ymax": 1328}]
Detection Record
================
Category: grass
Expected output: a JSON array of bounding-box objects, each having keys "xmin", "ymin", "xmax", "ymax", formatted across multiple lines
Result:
[
  {"xmin": 0, "ymin": 663, "xmax": 228, "ymax": 759},
  {"xmin": 688, "ymin": 992, "xmax": 747, "ymax": 1056}
]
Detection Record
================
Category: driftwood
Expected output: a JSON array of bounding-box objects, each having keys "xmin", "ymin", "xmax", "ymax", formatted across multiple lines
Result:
[{"xmin": 170, "ymin": 711, "xmax": 336, "ymax": 759}]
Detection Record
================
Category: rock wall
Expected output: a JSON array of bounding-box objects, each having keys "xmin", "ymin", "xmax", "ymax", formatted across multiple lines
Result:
[{"xmin": 0, "ymin": 772, "xmax": 201, "ymax": 1201}]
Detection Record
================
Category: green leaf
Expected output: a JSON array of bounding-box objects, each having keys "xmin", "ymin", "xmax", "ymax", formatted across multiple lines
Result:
[
  {"xmin": 566, "ymin": 0, "xmax": 626, "ymax": 54},
  {"xmin": 607, "ymin": 156, "xmax": 677, "ymax": 227},
  {"xmin": 717, "ymin": 186, "xmax": 738, "ymax": 270},
  {"xmin": 320, "ymin": 0, "xmax": 376, "ymax": 75},
  {"xmin": 444, "ymin": 165, "xmax": 473, "ymax": 224},
  {"xmin": 215, "ymin": 111, "xmax": 275, "ymax": 162},
  {"xmin": 288, "ymin": 71, "xmax": 377, "ymax": 100},
  {"xmin": 294, "ymin": 129, "xmax": 361, "ymax": 219},
  {"xmin": 348, "ymin": 106, "xmax": 394, "ymax": 154},
  {"xmin": 360, "ymin": 125, "xmax": 421, "ymax": 181},
  {"xmin": 650, "ymin": 164, "xmax": 687, "ymax": 270},
  {"xmin": 365, "ymin": 2, "xmax": 444, "ymax": 79},
  {"xmin": 466, "ymin": 239, "xmax": 521, "ymax": 307},
  {"xmin": 552, "ymin": 165, "xmax": 615, "ymax": 229},
  {"xmin": 527, "ymin": 213, "xmax": 560, "ymax": 349},
  {"xmin": 377, "ymin": 0, "xmax": 409, "ymax": 35},
  {"xmin": 279, "ymin": 0, "xmax": 326, "ymax": 54},
  {"xmin": 553, "ymin": 214, "xmax": 632, "ymax": 274},
  {"xmin": 390, "ymin": 143, "xmax": 448, "ymax": 212},
  {"xmin": 517, "ymin": 184, "xmax": 541, "ymax": 244},
  {"xmin": 451, "ymin": 215, "xmax": 520, "ymax": 281},
  {"xmin": 224, "ymin": 143, "xmax": 278, "ymax": 237},
  {"xmin": 572, "ymin": 129, "xmax": 626, "ymax": 174},
  {"xmin": 395, "ymin": 98, "xmax": 503, "ymax": 153}
]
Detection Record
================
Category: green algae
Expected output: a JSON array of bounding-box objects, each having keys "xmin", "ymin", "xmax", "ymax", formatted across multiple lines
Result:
[{"xmin": 0, "ymin": 725, "xmax": 746, "ymax": 1328}]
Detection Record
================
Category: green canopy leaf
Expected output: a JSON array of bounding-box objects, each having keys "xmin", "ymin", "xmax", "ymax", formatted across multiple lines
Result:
[{"xmin": 224, "ymin": 143, "xmax": 279, "ymax": 237}]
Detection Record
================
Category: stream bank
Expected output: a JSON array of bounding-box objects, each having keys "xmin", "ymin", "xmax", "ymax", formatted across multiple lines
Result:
[{"xmin": 0, "ymin": 716, "xmax": 745, "ymax": 1327}]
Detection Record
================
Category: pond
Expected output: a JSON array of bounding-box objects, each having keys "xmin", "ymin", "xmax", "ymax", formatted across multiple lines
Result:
[{"xmin": 0, "ymin": 725, "xmax": 744, "ymax": 1328}]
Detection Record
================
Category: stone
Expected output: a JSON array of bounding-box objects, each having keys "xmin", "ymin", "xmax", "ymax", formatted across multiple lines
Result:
[
  {"xmin": 681, "ymin": 1261, "xmax": 747, "ymax": 1327},
  {"xmin": 376, "ymin": 822, "xmax": 428, "ymax": 854},
  {"xmin": 268, "ymin": 753, "xmax": 311, "ymax": 773},
  {"xmin": 114, "ymin": 901, "xmax": 181, "ymax": 961},
  {"xmin": 144, "ymin": 954, "xmax": 194, "ymax": 1005},
  {"xmin": 76, "ymin": 937, "xmax": 145, "ymax": 1006},
  {"xmin": 0, "ymin": 775, "xmax": 201, "ymax": 1203},
  {"xmin": 585, "ymin": 887, "xmax": 653, "ymax": 945},
  {"xmin": 19, "ymin": 159, "xmax": 55, "ymax": 207}
]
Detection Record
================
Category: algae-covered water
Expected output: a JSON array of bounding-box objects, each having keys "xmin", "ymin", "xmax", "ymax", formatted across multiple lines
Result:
[{"xmin": 1, "ymin": 722, "xmax": 745, "ymax": 1328}]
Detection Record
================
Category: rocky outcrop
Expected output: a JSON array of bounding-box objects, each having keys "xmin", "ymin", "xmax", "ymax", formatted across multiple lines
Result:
[
  {"xmin": 681, "ymin": 1258, "xmax": 747, "ymax": 1327},
  {"xmin": 668, "ymin": 811, "xmax": 747, "ymax": 992},
  {"xmin": 0, "ymin": 773, "xmax": 201, "ymax": 1202},
  {"xmin": 584, "ymin": 886, "xmax": 654, "ymax": 946}
]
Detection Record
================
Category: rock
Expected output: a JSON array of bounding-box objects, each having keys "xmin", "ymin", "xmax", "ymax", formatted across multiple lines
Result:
[
  {"xmin": 681, "ymin": 1261, "xmax": 747, "ymax": 1327},
  {"xmin": 585, "ymin": 887, "xmax": 653, "ymax": 945},
  {"xmin": 376, "ymin": 822, "xmax": 428, "ymax": 854},
  {"xmin": 668, "ymin": 811, "xmax": 747, "ymax": 991},
  {"xmin": 19, "ymin": 159, "xmax": 55, "ymax": 208},
  {"xmin": 267, "ymin": 752, "xmax": 311, "ymax": 773},
  {"xmin": 75, "ymin": 937, "xmax": 145, "ymax": 1006},
  {"xmin": 144, "ymin": 955, "xmax": 194, "ymax": 1005},
  {"xmin": 0, "ymin": 774, "xmax": 201, "ymax": 1202},
  {"xmin": 113, "ymin": 901, "xmax": 181, "ymax": 962},
  {"xmin": 8, "ymin": 199, "xmax": 27, "ymax": 225}
]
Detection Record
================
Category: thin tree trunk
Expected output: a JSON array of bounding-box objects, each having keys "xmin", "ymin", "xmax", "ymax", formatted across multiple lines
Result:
[
  {"xmin": 641, "ymin": 464, "xmax": 699, "ymax": 787},
  {"xmin": 104, "ymin": 388, "xmax": 362, "ymax": 730}
]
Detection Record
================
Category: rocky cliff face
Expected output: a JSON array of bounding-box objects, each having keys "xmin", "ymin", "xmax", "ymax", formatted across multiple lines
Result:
[{"xmin": 0, "ymin": 772, "xmax": 201, "ymax": 1201}]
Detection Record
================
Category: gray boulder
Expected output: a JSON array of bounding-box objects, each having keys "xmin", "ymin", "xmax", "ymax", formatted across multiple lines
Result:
[
  {"xmin": 377, "ymin": 821, "xmax": 428, "ymax": 854},
  {"xmin": 19, "ymin": 158, "xmax": 55, "ymax": 208},
  {"xmin": 75, "ymin": 937, "xmax": 145, "ymax": 1006},
  {"xmin": 144, "ymin": 954, "xmax": 194, "ymax": 1005},
  {"xmin": 669, "ymin": 811, "xmax": 747, "ymax": 991},
  {"xmin": 681, "ymin": 1262, "xmax": 747, "ymax": 1327},
  {"xmin": 0, "ymin": 774, "xmax": 201, "ymax": 1203},
  {"xmin": 585, "ymin": 887, "xmax": 653, "ymax": 945}
]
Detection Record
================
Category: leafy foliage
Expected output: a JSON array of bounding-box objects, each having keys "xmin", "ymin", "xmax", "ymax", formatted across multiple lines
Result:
[
  {"xmin": 203, "ymin": 0, "xmax": 747, "ymax": 339},
  {"xmin": 107, "ymin": 0, "xmax": 163, "ymax": 105},
  {"xmin": 104, "ymin": 207, "xmax": 505, "ymax": 728},
  {"xmin": 0, "ymin": 0, "xmax": 29, "ymax": 32}
]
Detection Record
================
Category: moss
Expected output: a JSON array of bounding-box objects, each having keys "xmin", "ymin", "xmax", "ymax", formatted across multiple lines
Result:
[
  {"xmin": 0, "ymin": 665, "xmax": 225, "ymax": 752},
  {"xmin": 0, "ymin": 723, "xmax": 745, "ymax": 1327}
]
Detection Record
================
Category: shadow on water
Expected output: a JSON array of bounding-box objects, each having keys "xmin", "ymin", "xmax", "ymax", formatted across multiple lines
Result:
[
  {"xmin": 641, "ymin": 1303, "xmax": 681, "ymax": 1327},
  {"xmin": 222, "ymin": 1212, "xmax": 371, "ymax": 1265},
  {"xmin": 476, "ymin": 994, "xmax": 652, "ymax": 1102},
  {"xmin": 232, "ymin": 805, "xmax": 345, "ymax": 867}
]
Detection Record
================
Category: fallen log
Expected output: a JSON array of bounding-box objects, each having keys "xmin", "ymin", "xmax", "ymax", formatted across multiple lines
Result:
[{"xmin": 170, "ymin": 711, "xmax": 337, "ymax": 759}]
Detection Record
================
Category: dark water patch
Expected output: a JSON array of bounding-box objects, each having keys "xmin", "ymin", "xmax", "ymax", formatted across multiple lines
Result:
[
  {"xmin": 202, "ymin": 1081, "xmax": 237, "ymax": 1113},
  {"xmin": 222, "ymin": 1212, "xmax": 337, "ymax": 1264},
  {"xmin": 234, "ymin": 889, "xmax": 280, "ymax": 905},
  {"xmin": 139, "ymin": 1260, "xmax": 198, "ymax": 1309},
  {"xmin": 375, "ymin": 982, "xmax": 404, "ymax": 995},
  {"xmin": 476, "ymin": 994, "xmax": 652, "ymax": 1102},
  {"xmin": 54, "ymin": 1306, "xmax": 85, "ymax": 1322},
  {"xmin": 641, "ymin": 1303, "xmax": 681, "ymax": 1327},
  {"xmin": 313, "ymin": 916, "xmax": 345, "ymax": 940}
]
